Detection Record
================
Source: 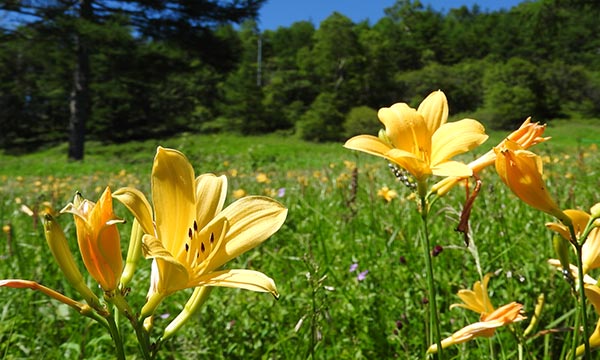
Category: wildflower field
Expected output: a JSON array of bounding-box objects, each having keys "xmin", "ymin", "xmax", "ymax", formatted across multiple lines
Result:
[{"xmin": 1, "ymin": 114, "xmax": 600, "ymax": 359}]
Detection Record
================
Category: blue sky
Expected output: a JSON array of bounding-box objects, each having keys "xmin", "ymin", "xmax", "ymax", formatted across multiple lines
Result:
[{"xmin": 258, "ymin": 0, "xmax": 525, "ymax": 30}]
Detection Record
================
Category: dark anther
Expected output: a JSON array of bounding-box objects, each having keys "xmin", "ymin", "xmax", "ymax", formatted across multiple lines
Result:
[
  {"xmin": 193, "ymin": 220, "xmax": 198, "ymax": 232},
  {"xmin": 188, "ymin": 228, "xmax": 192, "ymax": 239},
  {"xmin": 210, "ymin": 232, "xmax": 215, "ymax": 243},
  {"xmin": 431, "ymin": 245, "xmax": 443, "ymax": 257},
  {"xmin": 185, "ymin": 243, "xmax": 189, "ymax": 252},
  {"xmin": 201, "ymin": 242, "xmax": 205, "ymax": 253}
]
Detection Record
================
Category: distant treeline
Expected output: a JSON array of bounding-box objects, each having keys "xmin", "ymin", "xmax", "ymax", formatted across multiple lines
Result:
[{"xmin": 2, "ymin": 0, "xmax": 600, "ymax": 151}]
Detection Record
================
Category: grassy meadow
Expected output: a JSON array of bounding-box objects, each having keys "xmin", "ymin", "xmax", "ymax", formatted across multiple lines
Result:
[{"xmin": 1, "ymin": 118, "xmax": 600, "ymax": 359}]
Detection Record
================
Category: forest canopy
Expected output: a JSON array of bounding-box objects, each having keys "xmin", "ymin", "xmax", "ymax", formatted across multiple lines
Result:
[{"xmin": 1, "ymin": 0, "xmax": 600, "ymax": 153}]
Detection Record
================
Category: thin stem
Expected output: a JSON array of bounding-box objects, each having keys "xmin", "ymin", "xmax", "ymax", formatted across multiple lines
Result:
[
  {"xmin": 106, "ymin": 315, "xmax": 126, "ymax": 360},
  {"xmin": 106, "ymin": 292, "xmax": 152, "ymax": 360},
  {"xmin": 419, "ymin": 193, "xmax": 443, "ymax": 359},
  {"xmin": 574, "ymin": 242, "xmax": 591, "ymax": 359},
  {"xmin": 564, "ymin": 219, "xmax": 593, "ymax": 359}
]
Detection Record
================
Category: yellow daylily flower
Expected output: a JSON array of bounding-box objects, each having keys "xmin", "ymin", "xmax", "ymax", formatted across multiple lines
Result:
[
  {"xmin": 450, "ymin": 273, "xmax": 494, "ymax": 318},
  {"xmin": 428, "ymin": 274, "xmax": 525, "ymax": 353},
  {"xmin": 547, "ymin": 208, "xmax": 600, "ymax": 274},
  {"xmin": 427, "ymin": 302, "xmax": 525, "ymax": 354},
  {"xmin": 432, "ymin": 117, "xmax": 550, "ymax": 196},
  {"xmin": 113, "ymin": 147, "xmax": 287, "ymax": 317},
  {"xmin": 61, "ymin": 187, "xmax": 125, "ymax": 292},
  {"xmin": 493, "ymin": 141, "xmax": 570, "ymax": 224},
  {"xmin": 344, "ymin": 90, "xmax": 488, "ymax": 185}
]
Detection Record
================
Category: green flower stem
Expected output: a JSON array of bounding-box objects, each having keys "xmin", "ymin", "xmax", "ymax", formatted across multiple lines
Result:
[
  {"xmin": 419, "ymin": 190, "xmax": 443, "ymax": 359},
  {"xmin": 106, "ymin": 292, "xmax": 152, "ymax": 360},
  {"xmin": 106, "ymin": 314, "xmax": 126, "ymax": 360},
  {"xmin": 570, "ymin": 223, "xmax": 591, "ymax": 359}
]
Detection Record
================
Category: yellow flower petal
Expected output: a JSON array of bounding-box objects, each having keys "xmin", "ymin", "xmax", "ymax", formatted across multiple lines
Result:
[
  {"xmin": 386, "ymin": 148, "xmax": 431, "ymax": 180},
  {"xmin": 344, "ymin": 135, "xmax": 392, "ymax": 158},
  {"xmin": 194, "ymin": 269, "xmax": 279, "ymax": 298},
  {"xmin": 216, "ymin": 196, "xmax": 287, "ymax": 268},
  {"xmin": 431, "ymin": 119, "xmax": 488, "ymax": 165},
  {"xmin": 450, "ymin": 274, "xmax": 494, "ymax": 316},
  {"xmin": 417, "ymin": 90, "xmax": 448, "ymax": 136},
  {"xmin": 379, "ymin": 103, "xmax": 429, "ymax": 154},
  {"xmin": 431, "ymin": 160, "xmax": 473, "ymax": 178},
  {"xmin": 152, "ymin": 147, "xmax": 196, "ymax": 256},
  {"xmin": 119, "ymin": 146, "xmax": 286, "ymax": 318},
  {"xmin": 112, "ymin": 187, "xmax": 155, "ymax": 236},
  {"xmin": 195, "ymin": 174, "xmax": 228, "ymax": 229},
  {"xmin": 585, "ymin": 284, "xmax": 600, "ymax": 316}
]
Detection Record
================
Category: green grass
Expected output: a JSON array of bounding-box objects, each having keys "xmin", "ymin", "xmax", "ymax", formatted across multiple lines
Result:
[{"xmin": 1, "ymin": 119, "xmax": 599, "ymax": 359}]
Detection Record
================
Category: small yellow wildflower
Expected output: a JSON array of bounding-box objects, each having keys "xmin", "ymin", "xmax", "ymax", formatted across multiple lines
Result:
[
  {"xmin": 377, "ymin": 186, "xmax": 398, "ymax": 203},
  {"xmin": 232, "ymin": 189, "xmax": 247, "ymax": 199},
  {"xmin": 256, "ymin": 173, "xmax": 270, "ymax": 184}
]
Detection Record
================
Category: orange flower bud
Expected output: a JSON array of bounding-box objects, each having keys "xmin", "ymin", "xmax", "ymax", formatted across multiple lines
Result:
[
  {"xmin": 494, "ymin": 142, "xmax": 569, "ymax": 224},
  {"xmin": 62, "ymin": 187, "xmax": 124, "ymax": 292}
]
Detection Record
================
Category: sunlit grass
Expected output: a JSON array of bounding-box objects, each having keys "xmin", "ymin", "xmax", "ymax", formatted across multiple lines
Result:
[{"xmin": 0, "ymin": 119, "xmax": 599, "ymax": 358}]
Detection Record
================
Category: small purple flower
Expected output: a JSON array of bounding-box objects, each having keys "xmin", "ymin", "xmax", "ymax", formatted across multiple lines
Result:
[
  {"xmin": 349, "ymin": 263, "xmax": 358, "ymax": 272},
  {"xmin": 159, "ymin": 313, "xmax": 170, "ymax": 319},
  {"xmin": 277, "ymin": 187, "xmax": 286, "ymax": 197},
  {"xmin": 357, "ymin": 270, "xmax": 369, "ymax": 281}
]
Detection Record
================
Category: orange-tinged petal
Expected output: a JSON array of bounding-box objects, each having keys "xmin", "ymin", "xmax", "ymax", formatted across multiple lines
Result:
[
  {"xmin": 61, "ymin": 187, "xmax": 124, "ymax": 291},
  {"xmin": 431, "ymin": 119, "xmax": 488, "ymax": 166},
  {"xmin": 428, "ymin": 302, "xmax": 524, "ymax": 354},
  {"xmin": 546, "ymin": 221, "xmax": 571, "ymax": 241},
  {"xmin": 417, "ymin": 90, "xmax": 448, "ymax": 136},
  {"xmin": 0, "ymin": 279, "xmax": 95, "ymax": 315},
  {"xmin": 427, "ymin": 302, "xmax": 525, "ymax": 354},
  {"xmin": 494, "ymin": 145, "xmax": 567, "ymax": 222},
  {"xmin": 152, "ymin": 147, "xmax": 196, "ymax": 257},
  {"xmin": 431, "ymin": 118, "xmax": 548, "ymax": 197},
  {"xmin": 505, "ymin": 117, "xmax": 550, "ymax": 148},
  {"xmin": 482, "ymin": 301, "xmax": 526, "ymax": 323}
]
